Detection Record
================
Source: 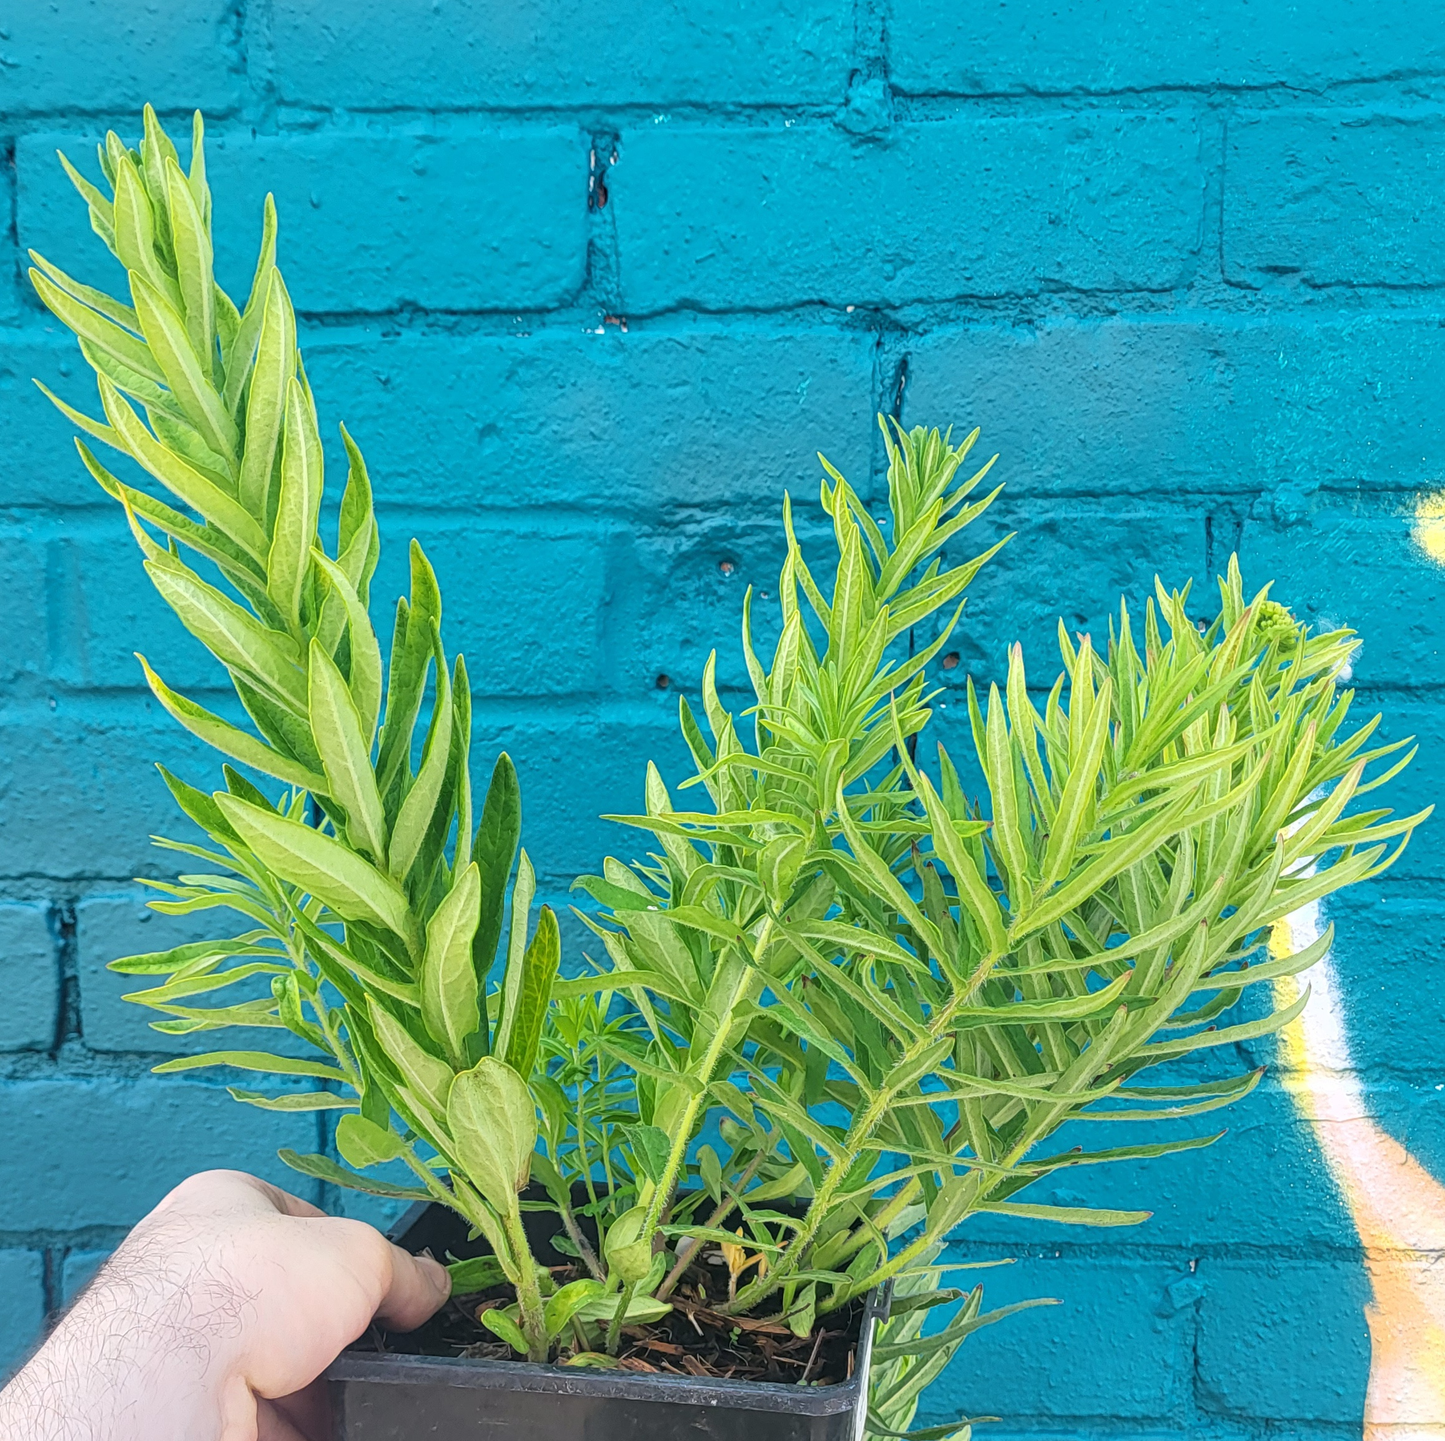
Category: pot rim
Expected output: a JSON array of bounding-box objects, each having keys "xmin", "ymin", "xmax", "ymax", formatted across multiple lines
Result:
[{"xmin": 327, "ymin": 1202, "xmax": 891, "ymax": 1418}]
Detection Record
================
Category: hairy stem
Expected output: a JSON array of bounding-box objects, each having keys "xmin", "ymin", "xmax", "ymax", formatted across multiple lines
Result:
[
  {"xmin": 501, "ymin": 1204, "xmax": 549, "ymax": 1364},
  {"xmin": 604, "ymin": 1281, "xmax": 636, "ymax": 1357},
  {"xmin": 560, "ymin": 1196, "xmax": 605, "ymax": 1283},
  {"xmin": 656, "ymin": 1145, "xmax": 769, "ymax": 1301}
]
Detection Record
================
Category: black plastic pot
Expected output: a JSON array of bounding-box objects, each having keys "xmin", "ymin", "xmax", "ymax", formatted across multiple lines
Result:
[{"xmin": 327, "ymin": 1199, "xmax": 888, "ymax": 1441}]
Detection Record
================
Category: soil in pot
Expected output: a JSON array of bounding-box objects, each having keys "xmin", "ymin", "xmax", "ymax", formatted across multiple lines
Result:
[{"xmin": 349, "ymin": 1192, "xmax": 868, "ymax": 1386}]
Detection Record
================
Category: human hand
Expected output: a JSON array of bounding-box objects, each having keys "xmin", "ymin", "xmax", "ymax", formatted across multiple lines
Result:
[{"xmin": 0, "ymin": 1169, "xmax": 450, "ymax": 1441}]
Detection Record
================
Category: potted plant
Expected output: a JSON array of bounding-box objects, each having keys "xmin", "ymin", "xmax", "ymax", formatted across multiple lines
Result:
[{"xmin": 28, "ymin": 108, "xmax": 1429, "ymax": 1440}]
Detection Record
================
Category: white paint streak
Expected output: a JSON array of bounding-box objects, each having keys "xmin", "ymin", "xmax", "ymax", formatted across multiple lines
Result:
[{"xmin": 1273, "ymin": 905, "xmax": 1445, "ymax": 1435}]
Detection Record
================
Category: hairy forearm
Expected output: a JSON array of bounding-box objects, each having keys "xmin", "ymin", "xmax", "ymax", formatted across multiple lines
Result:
[{"xmin": 0, "ymin": 1225, "xmax": 251, "ymax": 1441}]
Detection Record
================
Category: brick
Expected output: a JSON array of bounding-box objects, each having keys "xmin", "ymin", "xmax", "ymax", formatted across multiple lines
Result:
[
  {"xmin": 0, "ymin": 1077, "xmax": 318, "ymax": 1231},
  {"xmin": 935, "ymin": 501, "xmax": 1205, "ymax": 694},
  {"xmin": 613, "ymin": 116, "xmax": 1202, "ymax": 312},
  {"xmin": 0, "ymin": 2, "xmax": 240, "ymax": 116},
  {"xmin": 917, "ymin": 1256, "xmax": 1192, "ymax": 1423},
  {"xmin": 372, "ymin": 518, "xmax": 609, "ymax": 699},
  {"xmin": 891, "ymin": 0, "xmax": 1445, "ymax": 95},
  {"xmin": 624, "ymin": 498, "xmax": 1202, "ymax": 722},
  {"xmin": 77, "ymin": 893, "xmax": 308, "ymax": 1059},
  {"xmin": 60, "ymin": 1249, "xmax": 110, "ymax": 1306},
  {"xmin": 0, "ymin": 1251, "xmax": 45, "ymax": 1381},
  {"xmin": 0, "ymin": 703, "xmax": 216, "ymax": 880},
  {"xmin": 0, "ymin": 524, "xmax": 51, "ymax": 690},
  {"xmin": 1321, "ymin": 888, "xmax": 1445, "ymax": 1078},
  {"xmin": 271, "ymin": 0, "xmax": 850, "ymax": 108},
  {"xmin": 610, "ymin": 514, "xmax": 795, "ymax": 702},
  {"xmin": 902, "ymin": 316, "xmax": 1445, "ymax": 500},
  {"xmin": 303, "ymin": 324, "xmax": 876, "ymax": 516},
  {"xmin": 1226, "ymin": 113, "xmax": 1445, "ymax": 290},
  {"xmin": 0, "ymin": 903, "xmax": 58, "ymax": 1052},
  {"xmin": 478, "ymin": 705, "xmax": 693, "ymax": 887},
  {"xmin": 0, "ymin": 331, "xmax": 107, "ymax": 510},
  {"xmin": 0, "ymin": 165, "xmax": 16, "ymax": 326},
  {"xmin": 1196, "ymin": 1259, "xmax": 1371, "ymax": 1420},
  {"xmin": 42, "ymin": 516, "xmax": 231, "ymax": 695},
  {"xmin": 1235, "ymin": 501, "xmax": 1445, "ymax": 689},
  {"xmin": 19, "ymin": 127, "xmax": 589, "ymax": 315},
  {"xmin": 0, "ymin": 513, "xmax": 216, "ymax": 696}
]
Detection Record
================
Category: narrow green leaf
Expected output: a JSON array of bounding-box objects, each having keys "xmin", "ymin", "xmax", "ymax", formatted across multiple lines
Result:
[
  {"xmin": 144, "ymin": 556, "xmax": 307, "ymax": 715},
  {"xmin": 55, "ymin": 152, "xmax": 117, "ymax": 253},
  {"xmin": 136, "ymin": 654, "xmax": 324, "ymax": 791},
  {"xmin": 131, "ymin": 275, "xmax": 236, "ymax": 464},
  {"xmin": 1040, "ymin": 677, "xmax": 1113, "ymax": 887},
  {"xmin": 97, "ymin": 376, "xmax": 268, "ymax": 561},
  {"xmin": 308, "ymin": 639, "xmax": 387, "ymax": 862},
  {"xmin": 311, "ymin": 551, "xmax": 383, "ymax": 743},
  {"xmin": 30, "ymin": 269, "xmax": 165, "ymax": 384},
  {"xmin": 387, "ymin": 626, "xmax": 453, "ymax": 881},
  {"xmin": 223, "ymin": 196, "xmax": 279, "ymax": 416},
  {"xmin": 215, "ymin": 792, "xmax": 415, "ymax": 944},
  {"xmin": 473, "ymin": 753, "xmax": 521, "ymax": 1009},
  {"xmin": 81, "ymin": 442, "xmax": 264, "ymax": 590},
  {"xmin": 422, "ymin": 863, "xmax": 482, "ymax": 1066},
  {"xmin": 493, "ymin": 849, "xmax": 536, "ymax": 1062},
  {"xmin": 278, "ymin": 1149, "xmax": 431, "ymax": 1201},
  {"xmin": 230, "ymin": 1089, "xmax": 356, "ymax": 1112},
  {"xmin": 337, "ymin": 423, "xmax": 378, "ymax": 600},
  {"xmin": 367, "ymin": 1000, "xmax": 454, "ymax": 1126},
  {"xmin": 28, "ymin": 250, "xmax": 137, "ymax": 332},
  {"xmin": 974, "ymin": 1202, "xmax": 1151, "ymax": 1227},
  {"xmin": 237, "ymin": 270, "xmax": 294, "ymax": 522},
  {"xmin": 502, "ymin": 905, "xmax": 559, "ymax": 1079},
  {"xmin": 163, "ymin": 156, "xmax": 216, "ymax": 383},
  {"xmin": 111, "ymin": 154, "xmax": 175, "ymax": 304},
  {"xmin": 267, "ymin": 376, "xmax": 323, "ymax": 632},
  {"xmin": 153, "ymin": 1050, "xmax": 348, "ymax": 1081}
]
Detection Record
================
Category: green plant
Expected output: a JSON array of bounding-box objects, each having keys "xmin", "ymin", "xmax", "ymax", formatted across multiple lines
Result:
[
  {"xmin": 33, "ymin": 108, "xmax": 1430, "ymax": 1391},
  {"xmin": 567, "ymin": 499, "xmax": 1426, "ymax": 1346},
  {"xmin": 29, "ymin": 107, "xmax": 565, "ymax": 1361},
  {"xmin": 864, "ymin": 1248, "xmax": 1046, "ymax": 1441}
]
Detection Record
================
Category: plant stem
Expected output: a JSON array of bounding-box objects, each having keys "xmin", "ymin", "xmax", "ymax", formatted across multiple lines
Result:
[
  {"xmin": 604, "ymin": 1281, "xmax": 636, "ymax": 1356},
  {"xmin": 656, "ymin": 1145, "xmax": 768, "ymax": 1301},
  {"xmin": 641, "ymin": 953, "xmax": 756, "ymax": 1244},
  {"xmin": 725, "ymin": 985, "xmax": 971, "ymax": 1316},
  {"xmin": 822, "ymin": 1175, "xmax": 984, "ymax": 1313},
  {"xmin": 394, "ymin": 1149, "xmax": 549, "ymax": 1361},
  {"xmin": 559, "ymin": 1195, "xmax": 605, "ymax": 1282},
  {"xmin": 501, "ymin": 1203, "xmax": 550, "ymax": 1363}
]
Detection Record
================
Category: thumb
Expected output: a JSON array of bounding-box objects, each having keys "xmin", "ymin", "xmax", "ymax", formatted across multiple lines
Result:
[{"xmin": 375, "ymin": 1245, "xmax": 451, "ymax": 1331}]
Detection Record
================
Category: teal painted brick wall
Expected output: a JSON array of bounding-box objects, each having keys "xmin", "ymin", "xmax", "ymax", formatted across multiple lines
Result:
[{"xmin": 2, "ymin": 3, "xmax": 1443, "ymax": 1434}]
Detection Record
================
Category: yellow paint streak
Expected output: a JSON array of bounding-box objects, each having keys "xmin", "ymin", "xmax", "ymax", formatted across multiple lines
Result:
[
  {"xmin": 1413, "ymin": 490, "xmax": 1445, "ymax": 568},
  {"xmin": 1273, "ymin": 911, "xmax": 1445, "ymax": 1434}
]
